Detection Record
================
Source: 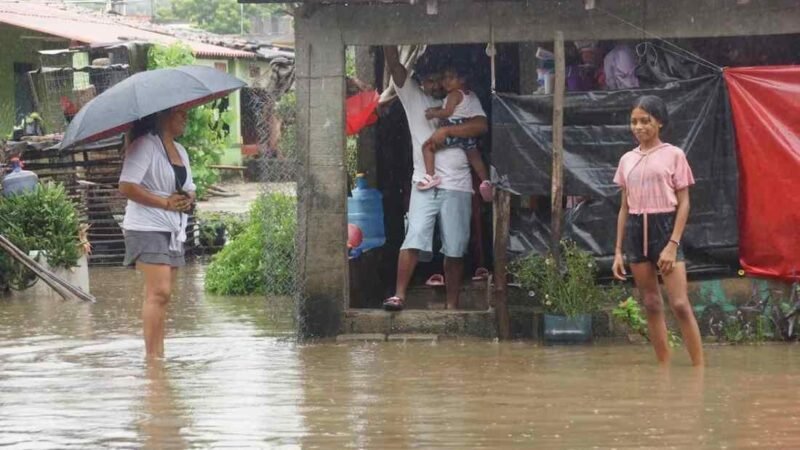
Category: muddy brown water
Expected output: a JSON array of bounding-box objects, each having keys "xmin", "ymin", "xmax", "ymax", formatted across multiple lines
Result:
[{"xmin": 2, "ymin": 265, "xmax": 800, "ymax": 449}]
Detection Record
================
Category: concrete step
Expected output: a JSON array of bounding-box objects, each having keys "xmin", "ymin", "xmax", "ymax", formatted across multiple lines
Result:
[
  {"xmin": 387, "ymin": 333, "xmax": 439, "ymax": 342},
  {"xmin": 399, "ymin": 278, "xmax": 491, "ymax": 311},
  {"xmin": 343, "ymin": 309, "xmax": 497, "ymax": 338},
  {"xmin": 335, "ymin": 333, "xmax": 441, "ymax": 343},
  {"xmin": 336, "ymin": 333, "xmax": 386, "ymax": 342}
]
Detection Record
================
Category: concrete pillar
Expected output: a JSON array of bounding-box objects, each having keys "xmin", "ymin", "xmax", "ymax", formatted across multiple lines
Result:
[{"xmin": 295, "ymin": 9, "xmax": 348, "ymax": 338}]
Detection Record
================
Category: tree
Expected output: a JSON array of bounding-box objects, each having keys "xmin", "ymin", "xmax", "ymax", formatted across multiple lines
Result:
[{"xmin": 156, "ymin": 0, "xmax": 291, "ymax": 35}]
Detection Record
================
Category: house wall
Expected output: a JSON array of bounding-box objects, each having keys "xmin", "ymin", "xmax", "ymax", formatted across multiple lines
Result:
[
  {"xmin": 0, "ymin": 24, "xmax": 69, "ymax": 133},
  {"xmin": 291, "ymin": 0, "xmax": 800, "ymax": 337},
  {"xmin": 232, "ymin": 58, "xmax": 274, "ymax": 163}
]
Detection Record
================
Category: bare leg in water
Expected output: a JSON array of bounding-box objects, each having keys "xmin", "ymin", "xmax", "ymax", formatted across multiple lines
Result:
[
  {"xmin": 662, "ymin": 262, "xmax": 704, "ymax": 366},
  {"xmin": 138, "ymin": 262, "xmax": 174, "ymax": 359},
  {"xmin": 630, "ymin": 262, "xmax": 671, "ymax": 365}
]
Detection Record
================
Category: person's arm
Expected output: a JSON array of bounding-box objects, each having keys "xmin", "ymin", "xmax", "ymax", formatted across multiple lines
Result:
[
  {"xmin": 426, "ymin": 91, "xmax": 462, "ymax": 120},
  {"xmin": 671, "ymin": 188, "xmax": 690, "ymax": 244},
  {"xmin": 612, "ymin": 190, "xmax": 629, "ymax": 280},
  {"xmin": 424, "ymin": 116, "xmax": 488, "ymax": 149},
  {"xmin": 383, "ymin": 46, "xmax": 408, "ymax": 88},
  {"xmin": 658, "ymin": 188, "xmax": 690, "ymax": 274},
  {"xmin": 178, "ymin": 144, "xmax": 197, "ymax": 207},
  {"xmin": 119, "ymin": 182, "xmax": 189, "ymax": 212}
]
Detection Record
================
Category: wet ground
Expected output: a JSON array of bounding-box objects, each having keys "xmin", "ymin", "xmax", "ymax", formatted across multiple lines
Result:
[
  {"xmin": 2, "ymin": 265, "xmax": 800, "ymax": 449},
  {"xmin": 197, "ymin": 182, "xmax": 295, "ymax": 214}
]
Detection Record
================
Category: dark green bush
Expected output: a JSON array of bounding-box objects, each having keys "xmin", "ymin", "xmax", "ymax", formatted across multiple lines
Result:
[
  {"xmin": 0, "ymin": 183, "xmax": 81, "ymax": 289},
  {"xmin": 204, "ymin": 193, "xmax": 296, "ymax": 296}
]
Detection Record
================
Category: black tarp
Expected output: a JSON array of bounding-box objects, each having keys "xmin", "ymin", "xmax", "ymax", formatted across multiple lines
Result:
[{"xmin": 491, "ymin": 75, "xmax": 739, "ymax": 274}]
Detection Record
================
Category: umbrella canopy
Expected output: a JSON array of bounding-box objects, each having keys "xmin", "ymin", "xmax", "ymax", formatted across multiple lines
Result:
[{"xmin": 60, "ymin": 65, "xmax": 246, "ymax": 149}]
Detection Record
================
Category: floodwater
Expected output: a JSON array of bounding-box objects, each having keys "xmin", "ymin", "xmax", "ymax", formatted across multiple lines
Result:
[{"xmin": 2, "ymin": 266, "xmax": 800, "ymax": 449}]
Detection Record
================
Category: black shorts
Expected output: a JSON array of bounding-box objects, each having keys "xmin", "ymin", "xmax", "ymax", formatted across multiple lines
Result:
[{"xmin": 625, "ymin": 213, "xmax": 685, "ymax": 265}]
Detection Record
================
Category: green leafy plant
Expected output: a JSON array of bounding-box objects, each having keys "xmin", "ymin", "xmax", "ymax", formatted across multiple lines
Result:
[
  {"xmin": 346, "ymin": 47, "xmax": 357, "ymax": 78},
  {"xmin": 346, "ymin": 135, "xmax": 358, "ymax": 185},
  {"xmin": 147, "ymin": 41, "xmax": 195, "ymax": 68},
  {"xmin": 510, "ymin": 240, "xmax": 622, "ymax": 317},
  {"xmin": 147, "ymin": 43, "xmax": 229, "ymax": 199},
  {"xmin": 204, "ymin": 193, "xmax": 296, "ymax": 296},
  {"xmin": 612, "ymin": 297, "xmax": 682, "ymax": 348},
  {"xmin": 716, "ymin": 310, "xmax": 771, "ymax": 344},
  {"xmin": 0, "ymin": 183, "xmax": 82, "ymax": 289}
]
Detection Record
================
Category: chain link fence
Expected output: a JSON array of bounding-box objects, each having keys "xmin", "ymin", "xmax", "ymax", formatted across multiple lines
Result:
[
  {"xmin": 36, "ymin": 51, "xmax": 129, "ymax": 134},
  {"xmin": 245, "ymin": 63, "xmax": 307, "ymax": 334}
]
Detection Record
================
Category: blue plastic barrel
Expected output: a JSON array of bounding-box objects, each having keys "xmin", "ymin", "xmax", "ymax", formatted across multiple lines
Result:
[
  {"xmin": 2, "ymin": 159, "xmax": 38, "ymax": 197},
  {"xmin": 347, "ymin": 174, "xmax": 385, "ymax": 252}
]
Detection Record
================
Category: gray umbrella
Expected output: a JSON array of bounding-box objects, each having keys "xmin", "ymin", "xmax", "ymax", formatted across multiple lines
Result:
[{"xmin": 60, "ymin": 65, "xmax": 246, "ymax": 149}]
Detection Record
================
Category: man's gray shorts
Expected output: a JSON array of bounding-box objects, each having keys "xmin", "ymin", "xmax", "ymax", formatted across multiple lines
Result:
[{"xmin": 400, "ymin": 187, "xmax": 472, "ymax": 260}]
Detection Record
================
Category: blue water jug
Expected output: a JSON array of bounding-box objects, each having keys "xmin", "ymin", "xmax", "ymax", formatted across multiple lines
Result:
[
  {"xmin": 347, "ymin": 174, "xmax": 385, "ymax": 252},
  {"xmin": 2, "ymin": 158, "xmax": 38, "ymax": 197}
]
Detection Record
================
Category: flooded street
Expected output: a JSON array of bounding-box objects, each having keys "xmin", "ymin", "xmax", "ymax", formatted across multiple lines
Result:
[{"xmin": 1, "ymin": 266, "xmax": 800, "ymax": 449}]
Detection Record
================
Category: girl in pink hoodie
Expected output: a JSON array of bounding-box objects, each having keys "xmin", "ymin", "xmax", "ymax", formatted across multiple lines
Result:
[{"xmin": 612, "ymin": 95, "xmax": 704, "ymax": 367}]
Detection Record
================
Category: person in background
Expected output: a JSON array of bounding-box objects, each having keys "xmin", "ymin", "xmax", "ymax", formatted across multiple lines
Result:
[
  {"xmin": 381, "ymin": 46, "xmax": 488, "ymax": 311},
  {"xmin": 612, "ymin": 95, "xmax": 704, "ymax": 367},
  {"xmin": 420, "ymin": 64, "xmax": 493, "ymax": 202},
  {"xmin": 118, "ymin": 107, "xmax": 195, "ymax": 360},
  {"xmin": 604, "ymin": 42, "xmax": 640, "ymax": 90}
]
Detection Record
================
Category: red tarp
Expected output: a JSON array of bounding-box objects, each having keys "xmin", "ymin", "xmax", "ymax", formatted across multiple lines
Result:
[{"xmin": 724, "ymin": 66, "xmax": 800, "ymax": 281}]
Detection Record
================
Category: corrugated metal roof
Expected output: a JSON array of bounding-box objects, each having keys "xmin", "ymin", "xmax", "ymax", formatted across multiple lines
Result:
[{"xmin": 0, "ymin": 1, "xmax": 258, "ymax": 59}]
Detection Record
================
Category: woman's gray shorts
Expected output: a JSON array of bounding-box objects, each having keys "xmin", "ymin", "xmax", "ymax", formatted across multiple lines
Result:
[{"xmin": 123, "ymin": 230, "xmax": 185, "ymax": 267}]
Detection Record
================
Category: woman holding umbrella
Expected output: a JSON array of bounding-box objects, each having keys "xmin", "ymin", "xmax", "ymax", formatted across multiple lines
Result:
[
  {"xmin": 119, "ymin": 107, "xmax": 195, "ymax": 360},
  {"xmin": 61, "ymin": 66, "xmax": 246, "ymax": 359}
]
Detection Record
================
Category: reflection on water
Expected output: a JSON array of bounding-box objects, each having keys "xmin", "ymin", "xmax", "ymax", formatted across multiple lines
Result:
[
  {"xmin": 139, "ymin": 360, "xmax": 190, "ymax": 450},
  {"xmin": 2, "ymin": 265, "xmax": 800, "ymax": 448}
]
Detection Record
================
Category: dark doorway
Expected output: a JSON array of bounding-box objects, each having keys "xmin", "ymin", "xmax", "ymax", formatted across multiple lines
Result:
[{"xmin": 13, "ymin": 63, "xmax": 35, "ymax": 121}]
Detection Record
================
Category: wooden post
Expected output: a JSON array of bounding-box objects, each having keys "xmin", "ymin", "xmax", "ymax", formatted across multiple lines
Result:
[
  {"xmin": 493, "ymin": 189, "xmax": 512, "ymax": 340},
  {"xmin": 551, "ymin": 31, "xmax": 566, "ymax": 260}
]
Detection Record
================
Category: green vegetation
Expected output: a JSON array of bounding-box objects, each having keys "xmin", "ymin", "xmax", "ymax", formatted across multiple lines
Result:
[
  {"xmin": 346, "ymin": 136, "xmax": 358, "ymax": 184},
  {"xmin": 204, "ymin": 193, "xmax": 296, "ymax": 296},
  {"xmin": 156, "ymin": 0, "xmax": 291, "ymax": 35},
  {"xmin": 0, "ymin": 102, "xmax": 15, "ymax": 138},
  {"xmin": 511, "ymin": 241, "xmax": 625, "ymax": 317},
  {"xmin": 612, "ymin": 297, "xmax": 682, "ymax": 348},
  {"xmin": 148, "ymin": 43, "xmax": 231, "ymax": 199},
  {"xmin": 0, "ymin": 183, "xmax": 82, "ymax": 290}
]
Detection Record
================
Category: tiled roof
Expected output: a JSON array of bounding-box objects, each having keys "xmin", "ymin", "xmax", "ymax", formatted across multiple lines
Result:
[{"xmin": 0, "ymin": 1, "xmax": 258, "ymax": 59}]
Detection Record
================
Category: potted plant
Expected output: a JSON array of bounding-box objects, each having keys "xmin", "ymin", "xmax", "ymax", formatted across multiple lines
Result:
[
  {"xmin": 511, "ymin": 240, "xmax": 622, "ymax": 343},
  {"xmin": 0, "ymin": 182, "xmax": 86, "ymax": 292}
]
